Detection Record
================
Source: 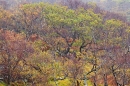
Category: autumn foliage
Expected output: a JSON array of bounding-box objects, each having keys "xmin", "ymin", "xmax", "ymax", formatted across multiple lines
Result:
[{"xmin": 0, "ymin": 0, "xmax": 130, "ymax": 86}]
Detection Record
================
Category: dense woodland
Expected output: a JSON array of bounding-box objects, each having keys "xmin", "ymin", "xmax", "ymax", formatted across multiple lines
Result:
[{"xmin": 0, "ymin": 0, "xmax": 130, "ymax": 86}]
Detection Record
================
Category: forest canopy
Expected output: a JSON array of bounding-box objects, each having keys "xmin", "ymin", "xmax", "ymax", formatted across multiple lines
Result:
[{"xmin": 0, "ymin": 0, "xmax": 130, "ymax": 86}]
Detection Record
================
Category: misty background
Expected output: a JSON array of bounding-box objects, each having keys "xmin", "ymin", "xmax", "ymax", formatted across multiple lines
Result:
[{"xmin": 0, "ymin": 0, "xmax": 130, "ymax": 21}]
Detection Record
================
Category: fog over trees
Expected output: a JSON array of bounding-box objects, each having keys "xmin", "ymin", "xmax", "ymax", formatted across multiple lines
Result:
[
  {"xmin": 0, "ymin": 0, "xmax": 130, "ymax": 86},
  {"xmin": 1, "ymin": 0, "xmax": 130, "ymax": 21}
]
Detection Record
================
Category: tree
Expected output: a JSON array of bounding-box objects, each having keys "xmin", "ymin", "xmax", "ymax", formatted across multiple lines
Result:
[{"xmin": 0, "ymin": 30, "xmax": 33, "ymax": 85}]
